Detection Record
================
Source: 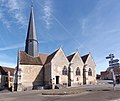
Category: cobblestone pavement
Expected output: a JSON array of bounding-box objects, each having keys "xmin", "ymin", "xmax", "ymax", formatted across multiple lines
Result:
[{"xmin": 0, "ymin": 84, "xmax": 120, "ymax": 101}]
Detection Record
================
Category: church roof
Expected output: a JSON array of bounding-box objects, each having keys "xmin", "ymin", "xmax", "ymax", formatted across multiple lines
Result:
[
  {"xmin": 67, "ymin": 53, "xmax": 76, "ymax": 62},
  {"xmin": 81, "ymin": 54, "xmax": 89, "ymax": 63},
  {"xmin": 45, "ymin": 49, "xmax": 59, "ymax": 64},
  {"xmin": 0, "ymin": 66, "xmax": 15, "ymax": 76},
  {"xmin": 25, "ymin": 6, "xmax": 39, "ymax": 57},
  {"xmin": 26, "ymin": 6, "xmax": 37, "ymax": 41},
  {"xmin": 39, "ymin": 53, "xmax": 49, "ymax": 65},
  {"xmin": 19, "ymin": 51, "xmax": 42, "ymax": 65},
  {"xmin": 19, "ymin": 49, "xmax": 66, "ymax": 65}
]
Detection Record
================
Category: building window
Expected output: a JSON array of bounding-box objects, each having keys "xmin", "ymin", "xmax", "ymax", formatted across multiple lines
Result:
[
  {"xmin": 76, "ymin": 67, "xmax": 80, "ymax": 75},
  {"xmin": 76, "ymin": 77, "xmax": 79, "ymax": 81},
  {"xmin": 10, "ymin": 78, "xmax": 13, "ymax": 82},
  {"xmin": 88, "ymin": 68, "xmax": 92, "ymax": 76},
  {"xmin": 62, "ymin": 66, "xmax": 67, "ymax": 75}
]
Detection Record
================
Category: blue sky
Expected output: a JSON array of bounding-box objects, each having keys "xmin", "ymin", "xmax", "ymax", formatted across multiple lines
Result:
[{"xmin": 0, "ymin": 0, "xmax": 120, "ymax": 74}]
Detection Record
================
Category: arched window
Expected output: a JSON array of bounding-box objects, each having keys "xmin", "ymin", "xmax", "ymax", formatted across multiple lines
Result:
[
  {"xmin": 77, "ymin": 77, "xmax": 79, "ymax": 81},
  {"xmin": 76, "ymin": 67, "xmax": 80, "ymax": 75},
  {"xmin": 88, "ymin": 68, "xmax": 92, "ymax": 76},
  {"xmin": 62, "ymin": 66, "xmax": 67, "ymax": 75}
]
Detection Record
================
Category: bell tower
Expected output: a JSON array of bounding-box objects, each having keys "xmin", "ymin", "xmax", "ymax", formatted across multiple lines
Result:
[{"xmin": 25, "ymin": 6, "xmax": 39, "ymax": 57}]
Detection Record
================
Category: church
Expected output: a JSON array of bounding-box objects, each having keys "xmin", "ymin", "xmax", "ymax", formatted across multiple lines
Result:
[{"xmin": 14, "ymin": 7, "xmax": 96, "ymax": 91}]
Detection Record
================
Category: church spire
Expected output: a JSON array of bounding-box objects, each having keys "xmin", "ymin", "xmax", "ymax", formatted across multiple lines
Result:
[{"xmin": 25, "ymin": 6, "xmax": 39, "ymax": 57}]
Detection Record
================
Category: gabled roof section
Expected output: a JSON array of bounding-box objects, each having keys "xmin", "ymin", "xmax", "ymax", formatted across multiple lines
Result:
[
  {"xmin": 0, "ymin": 66, "xmax": 15, "ymax": 76},
  {"xmin": 39, "ymin": 53, "xmax": 49, "ymax": 65},
  {"xmin": 19, "ymin": 51, "xmax": 42, "ymax": 65},
  {"xmin": 67, "ymin": 53, "xmax": 76, "ymax": 62},
  {"xmin": 45, "ymin": 49, "xmax": 59, "ymax": 64},
  {"xmin": 81, "ymin": 54, "xmax": 89, "ymax": 63}
]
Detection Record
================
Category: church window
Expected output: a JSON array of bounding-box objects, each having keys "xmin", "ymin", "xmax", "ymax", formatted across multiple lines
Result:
[
  {"xmin": 62, "ymin": 66, "xmax": 67, "ymax": 75},
  {"xmin": 76, "ymin": 67, "xmax": 80, "ymax": 75},
  {"xmin": 88, "ymin": 68, "xmax": 92, "ymax": 76},
  {"xmin": 77, "ymin": 77, "xmax": 79, "ymax": 81}
]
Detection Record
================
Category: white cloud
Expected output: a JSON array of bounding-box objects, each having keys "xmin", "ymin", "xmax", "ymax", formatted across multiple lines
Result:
[
  {"xmin": 0, "ymin": 43, "xmax": 24, "ymax": 51},
  {"xmin": 43, "ymin": 0, "xmax": 53, "ymax": 29},
  {"xmin": 0, "ymin": 40, "xmax": 47, "ymax": 51},
  {"xmin": 0, "ymin": 9, "xmax": 10, "ymax": 28},
  {"xmin": 8, "ymin": 0, "xmax": 27, "ymax": 26},
  {"xmin": 0, "ymin": 0, "xmax": 27, "ymax": 29},
  {"xmin": 81, "ymin": 19, "xmax": 88, "ymax": 35}
]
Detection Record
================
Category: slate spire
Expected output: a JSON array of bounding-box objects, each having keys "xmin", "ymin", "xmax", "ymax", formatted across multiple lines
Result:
[{"xmin": 25, "ymin": 6, "xmax": 39, "ymax": 57}]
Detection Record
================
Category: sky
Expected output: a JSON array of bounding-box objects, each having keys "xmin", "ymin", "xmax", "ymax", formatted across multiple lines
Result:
[{"xmin": 0, "ymin": 0, "xmax": 120, "ymax": 74}]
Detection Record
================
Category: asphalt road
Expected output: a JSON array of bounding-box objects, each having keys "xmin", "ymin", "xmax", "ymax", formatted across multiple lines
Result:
[
  {"xmin": 0, "ymin": 90, "xmax": 120, "ymax": 101},
  {"xmin": 0, "ymin": 83, "xmax": 120, "ymax": 101}
]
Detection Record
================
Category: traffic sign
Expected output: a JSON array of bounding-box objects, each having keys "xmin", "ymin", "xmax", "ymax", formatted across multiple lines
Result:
[
  {"xmin": 109, "ymin": 63, "xmax": 119, "ymax": 67},
  {"xmin": 106, "ymin": 56, "xmax": 111, "ymax": 59},
  {"xmin": 106, "ymin": 54, "xmax": 114, "ymax": 59},
  {"xmin": 109, "ymin": 59, "xmax": 119, "ymax": 64}
]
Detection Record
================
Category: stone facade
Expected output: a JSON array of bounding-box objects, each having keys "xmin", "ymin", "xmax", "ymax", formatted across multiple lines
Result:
[
  {"xmin": 44, "ymin": 63, "xmax": 51, "ymax": 86},
  {"xmin": 69, "ymin": 52, "xmax": 84, "ymax": 86},
  {"xmin": 83, "ymin": 54, "xmax": 96, "ymax": 85},
  {"xmin": 16, "ymin": 65, "xmax": 43, "ymax": 91},
  {"xmin": 51, "ymin": 48, "xmax": 69, "ymax": 88}
]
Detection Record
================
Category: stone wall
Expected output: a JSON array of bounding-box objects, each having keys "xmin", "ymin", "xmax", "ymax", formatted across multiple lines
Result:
[
  {"xmin": 44, "ymin": 63, "xmax": 51, "ymax": 86},
  {"xmin": 70, "ymin": 52, "xmax": 84, "ymax": 86},
  {"xmin": 85, "ymin": 54, "xmax": 96, "ymax": 85},
  {"xmin": 51, "ymin": 49, "xmax": 69, "ymax": 88},
  {"xmin": 17, "ymin": 64, "xmax": 43, "ymax": 91}
]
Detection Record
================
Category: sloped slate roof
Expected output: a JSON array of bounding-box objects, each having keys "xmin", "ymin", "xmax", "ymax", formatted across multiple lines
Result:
[
  {"xmin": 67, "ymin": 53, "xmax": 76, "ymax": 62},
  {"xmin": 0, "ymin": 66, "xmax": 15, "ymax": 76},
  {"xmin": 19, "ymin": 51, "xmax": 42, "ymax": 65},
  {"xmin": 45, "ymin": 49, "xmax": 59, "ymax": 64},
  {"xmin": 81, "ymin": 54, "xmax": 89, "ymax": 63},
  {"xmin": 26, "ymin": 7, "xmax": 37, "ymax": 41},
  {"xmin": 39, "ymin": 53, "xmax": 49, "ymax": 65}
]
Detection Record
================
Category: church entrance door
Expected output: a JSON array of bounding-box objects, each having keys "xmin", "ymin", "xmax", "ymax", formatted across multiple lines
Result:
[{"xmin": 56, "ymin": 76, "xmax": 59, "ymax": 84}]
